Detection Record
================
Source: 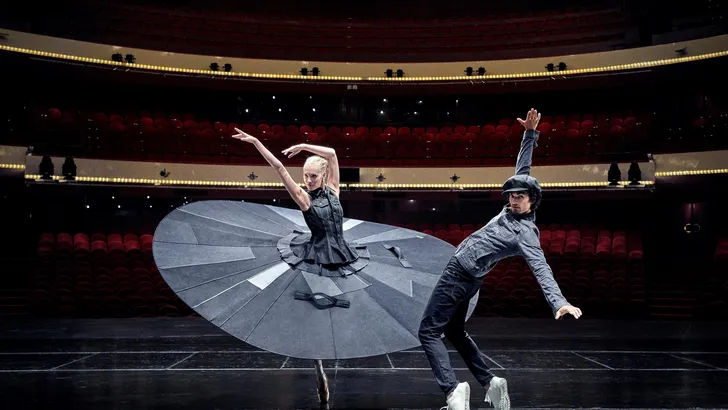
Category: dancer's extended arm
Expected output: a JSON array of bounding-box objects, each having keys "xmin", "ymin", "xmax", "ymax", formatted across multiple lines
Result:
[
  {"xmin": 518, "ymin": 228, "xmax": 582, "ymax": 319},
  {"xmin": 232, "ymin": 128, "xmax": 310, "ymax": 211},
  {"xmin": 514, "ymin": 108, "xmax": 541, "ymax": 176},
  {"xmin": 282, "ymin": 143, "xmax": 340, "ymax": 196}
]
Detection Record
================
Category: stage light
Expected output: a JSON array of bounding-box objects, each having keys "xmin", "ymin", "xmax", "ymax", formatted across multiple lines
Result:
[
  {"xmin": 300, "ymin": 68, "xmax": 308, "ymax": 75},
  {"xmin": 558, "ymin": 62, "xmax": 567, "ymax": 70},
  {"xmin": 61, "ymin": 157, "xmax": 76, "ymax": 181},
  {"xmin": 311, "ymin": 67, "xmax": 319, "ymax": 76},
  {"xmin": 223, "ymin": 63, "xmax": 232, "ymax": 72},
  {"xmin": 111, "ymin": 53, "xmax": 123, "ymax": 62},
  {"xmin": 385, "ymin": 69, "xmax": 393, "ymax": 78},
  {"xmin": 546, "ymin": 63, "xmax": 555, "ymax": 72},
  {"xmin": 607, "ymin": 162, "xmax": 621, "ymax": 186},
  {"xmin": 628, "ymin": 161, "xmax": 642, "ymax": 185},
  {"xmin": 396, "ymin": 69, "xmax": 404, "ymax": 77},
  {"xmin": 124, "ymin": 54, "xmax": 136, "ymax": 64},
  {"xmin": 477, "ymin": 67, "xmax": 486, "ymax": 75},
  {"xmin": 210, "ymin": 62, "xmax": 219, "ymax": 71},
  {"xmin": 465, "ymin": 67, "xmax": 474, "ymax": 76},
  {"xmin": 38, "ymin": 156, "xmax": 53, "ymax": 180}
]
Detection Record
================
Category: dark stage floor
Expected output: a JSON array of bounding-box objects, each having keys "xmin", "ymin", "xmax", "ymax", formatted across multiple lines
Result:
[{"xmin": 1, "ymin": 317, "xmax": 727, "ymax": 409}]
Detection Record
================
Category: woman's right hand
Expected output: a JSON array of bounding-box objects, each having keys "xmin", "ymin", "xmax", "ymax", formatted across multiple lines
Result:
[{"xmin": 232, "ymin": 128, "xmax": 258, "ymax": 144}]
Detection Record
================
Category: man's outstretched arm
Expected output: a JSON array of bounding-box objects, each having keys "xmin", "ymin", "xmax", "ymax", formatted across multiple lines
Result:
[
  {"xmin": 518, "ymin": 229, "xmax": 583, "ymax": 319},
  {"xmin": 514, "ymin": 108, "xmax": 541, "ymax": 176}
]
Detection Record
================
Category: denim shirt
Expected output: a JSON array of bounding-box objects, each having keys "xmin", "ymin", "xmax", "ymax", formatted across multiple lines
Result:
[{"xmin": 453, "ymin": 129, "xmax": 568, "ymax": 314}]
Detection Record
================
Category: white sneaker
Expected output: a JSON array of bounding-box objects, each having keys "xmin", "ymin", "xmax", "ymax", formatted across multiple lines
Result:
[
  {"xmin": 442, "ymin": 381, "xmax": 471, "ymax": 410},
  {"xmin": 484, "ymin": 376, "xmax": 510, "ymax": 410}
]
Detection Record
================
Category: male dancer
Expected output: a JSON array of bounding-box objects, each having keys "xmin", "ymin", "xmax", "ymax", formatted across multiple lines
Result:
[{"xmin": 419, "ymin": 109, "xmax": 583, "ymax": 410}]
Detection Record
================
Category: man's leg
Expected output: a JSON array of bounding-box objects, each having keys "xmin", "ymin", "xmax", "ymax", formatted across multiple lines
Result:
[
  {"xmin": 444, "ymin": 284, "xmax": 495, "ymax": 388},
  {"xmin": 418, "ymin": 257, "xmax": 474, "ymax": 395}
]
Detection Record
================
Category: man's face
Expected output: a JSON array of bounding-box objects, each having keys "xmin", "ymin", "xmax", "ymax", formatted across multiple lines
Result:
[{"xmin": 509, "ymin": 192, "xmax": 532, "ymax": 214}]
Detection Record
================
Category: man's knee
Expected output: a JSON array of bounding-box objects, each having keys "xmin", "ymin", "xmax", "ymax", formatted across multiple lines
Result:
[{"xmin": 418, "ymin": 318, "xmax": 439, "ymax": 342}]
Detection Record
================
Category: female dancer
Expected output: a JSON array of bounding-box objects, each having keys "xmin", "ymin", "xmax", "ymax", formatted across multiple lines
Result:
[{"xmin": 231, "ymin": 127, "xmax": 357, "ymax": 402}]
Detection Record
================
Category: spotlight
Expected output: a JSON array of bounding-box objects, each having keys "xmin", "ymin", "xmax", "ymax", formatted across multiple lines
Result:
[
  {"xmin": 300, "ymin": 68, "xmax": 308, "ymax": 75},
  {"xmin": 311, "ymin": 67, "xmax": 320, "ymax": 76},
  {"xmin": 210, "ymin": 62, "xmax": 219, "ymax": 71},
  {"xmin": 607, "ymin": 163, "xmax": 621, "ymax": 186},
  {"xmin": 39, "ymin": 156, "xmax": 54, "ymax": 180},
  {"xmin": 396, "ymin": 69, "xmax": 404, "ymax": 77},
  {"xmin": 159, "ymin": 169, "xmax": 170, "ymax": 178},
  {"xmin": 558, "ymin": 62, "xmax": 567, "ymax": 71},
  {"xmin": 61, "ymin": 157, "xmax": 76, "ymax": 181},
  {"xmin": 124, "ymin": 54, "xmax": 136, "ymax": 64},
  {"xmin": 628, "ymin": 161, "xmax": 642, "ymax": 185},
  {"xmin": 111, "ymin": 53, "xmax": 123, "ymax": 62},
  {"xmin": 545, "ymin": 63, "xmax": 555, "ymax": 72},
  {"xmin": 385, "ymin": 69, "xmax": 393, "ymax": 78},
  {"xmin": 477, "ymin": 67, "xmax": 486, "ymax": 75},
  {"xmin": 464, "ymin": 67, "xmax": 474, "ymax": 76},
  {"xmin": 450, "ymin": 174, "xmax": 460, "ymax": 183},
  {"xmin": 223, "ymin": 63, "xmax": 233, "ymax": 72}
]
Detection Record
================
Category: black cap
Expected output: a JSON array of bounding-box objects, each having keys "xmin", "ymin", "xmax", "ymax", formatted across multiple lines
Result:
[{"xmin": 502, "ymin": 174, "xmax": 541, "ymax": 196}]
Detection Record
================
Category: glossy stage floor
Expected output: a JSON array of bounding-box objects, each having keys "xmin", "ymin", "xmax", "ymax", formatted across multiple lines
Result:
[{"xmin": 1, "ymin": 317, "xmax": 727, "ymax": 409}]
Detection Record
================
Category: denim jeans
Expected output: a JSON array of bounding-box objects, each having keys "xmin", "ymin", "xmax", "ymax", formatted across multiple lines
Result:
[{"xmin": 418, "ymin": 256, "xmax": 495, "ymax": 395}]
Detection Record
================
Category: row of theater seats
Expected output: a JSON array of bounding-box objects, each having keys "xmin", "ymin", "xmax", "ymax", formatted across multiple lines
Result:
[
  {"xmin": 50, "ymin": 4, "xmax": 629, "ymax": 60},
  {"xmin": 41, "ymin": 107, "xmax": 648, "ymax": 141},
  {"xmin": 31, "ymin": 107, "xmax": 649, "ymax": 166},
  {"xmin": 38, "ymin": 232, "xmax": 153, "ymax": 258},
  {"xmin": 33, "ymin": 232, "xmax": 192, "ymax": 318},
  {"xmin": 30, "ymin": 225, "xmax": 646, "ymax": 318}
]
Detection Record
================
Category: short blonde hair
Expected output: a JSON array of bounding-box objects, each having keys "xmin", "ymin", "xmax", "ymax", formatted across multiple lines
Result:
[{"xmin": 304, "ymin": 155, "xmax": 329, "ymax": 186}]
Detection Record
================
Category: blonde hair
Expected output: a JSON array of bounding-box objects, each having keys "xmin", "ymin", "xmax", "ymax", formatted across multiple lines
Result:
[{"xmin": 304, "ymin": 155, "xmax": 329, "ymax": 188}]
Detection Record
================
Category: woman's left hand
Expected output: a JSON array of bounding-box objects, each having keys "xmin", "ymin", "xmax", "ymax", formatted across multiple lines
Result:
[{"xmin": 282, "ymin": 144, "xmax": 306, "ymax": 158}]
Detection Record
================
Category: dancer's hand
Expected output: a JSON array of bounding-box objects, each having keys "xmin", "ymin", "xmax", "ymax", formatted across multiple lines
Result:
[
  {"xmin": 232, "ymin": 128, "xmax": 258, "ymax": 143},
  {"xmin": 282, "ymin": 144, "xmax": 306, "ymax": 158},
  {"xmin": 555, "ymin": 305, "xmax": 582, "ymax": 319},
  {"xmin": 517, "ymin": 108, "xmax": 541, "ymax": 131}
]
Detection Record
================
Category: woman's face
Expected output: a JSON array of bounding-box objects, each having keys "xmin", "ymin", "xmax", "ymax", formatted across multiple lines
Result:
[{"xmin": 303, "ymin": 163, "xmax": 325, "ymax": 191}]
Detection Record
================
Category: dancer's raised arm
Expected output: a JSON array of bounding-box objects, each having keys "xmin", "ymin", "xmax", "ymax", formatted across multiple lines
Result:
[
  {"xmin": 282, "ymin": 144, "xmax": 340, "ymax": 196},
  {"xmin": 232, "ymin": 128, "xmax": 310, "ymax": 211},
  {"xmin": 514, "ymin": 108, "xmax": 542, "ymax": 176}
]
